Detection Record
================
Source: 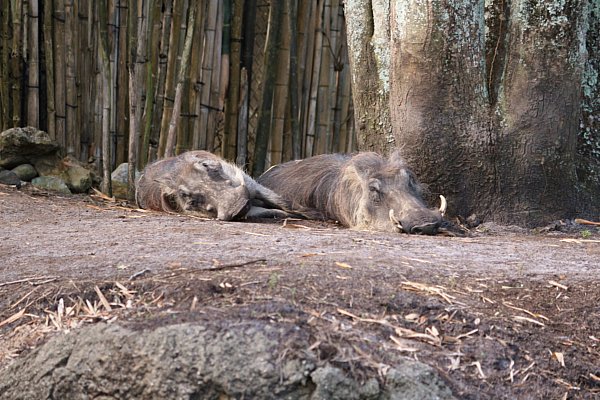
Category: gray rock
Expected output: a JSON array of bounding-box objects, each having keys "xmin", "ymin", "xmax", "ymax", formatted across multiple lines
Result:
[
  {"xmin": 0, "ymin": 127, "xmax": 59, "ymax": 169},
  {"xmin": 31, "ymin": 176, "xmax": 72, "ymax": 195},
  {"xmin": 0, "ymin": 322, "xmax": 456, "ymax": 400},
  {"xmin": 65, "ymin": 163, "xmax": 92, "ymax": 193},
  {"xmin": 385, "ymin": 362, "xmax": 456, "ymax": 400},
  {"xmin": 0, "ymin": 170, "xmax": 21, "ymax": 187},
  {"xmin": 11, "ymin": 164, "xmax": 38, "ymax": 181},
  {"xmin": 111, "ymin": 162, "xmax": 140, "ymax": 184}
]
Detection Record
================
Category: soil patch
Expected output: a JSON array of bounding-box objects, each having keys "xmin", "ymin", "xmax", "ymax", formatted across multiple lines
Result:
[{"xmin": 1, "ymin": 184, "xmax": 599, "ymax": 399}]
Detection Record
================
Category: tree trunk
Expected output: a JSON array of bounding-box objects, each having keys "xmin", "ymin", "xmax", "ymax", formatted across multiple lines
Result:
[
  {"xmin": 345, "ymin": 0, "xmax": 598, "ymax": 226},
  {"xmin": 344, "ymin": 0, "xmax": 394, "ymax": 155}
]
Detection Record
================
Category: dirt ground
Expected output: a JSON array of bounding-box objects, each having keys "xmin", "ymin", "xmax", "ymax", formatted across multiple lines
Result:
[{"xmin": 1, "ymin": 183, "xmax": 599, "ymax": 399}]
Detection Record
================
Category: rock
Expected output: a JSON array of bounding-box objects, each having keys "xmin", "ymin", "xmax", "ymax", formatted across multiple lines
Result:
[
  {"xmin": 11, "ymin": 164, "xmax": 38, "ymax": 181},
  {"xmin": 31, "ymin": 176, "xmax": 72, "ymax": 195},
  {"xmin": 0, "ymin": 170, "xmax": 21, "ymax": 187},
  {"xmin": 0, "ymin": 322, "xmax": 456, "ymax": 400},
  {"xmin": 0, "ymin": 127, "xmax": 59, "ymax": 169},
  {"xmin": 111, "ymin": 162, "xmax": 140, "ymax": 184},
  {"xmin": 65, "ymin": 163, "xmax": 92, "ymax": 193},
  {"xmin": 111, "ymin": 162, "xmax": 141, "ymax": 199}
]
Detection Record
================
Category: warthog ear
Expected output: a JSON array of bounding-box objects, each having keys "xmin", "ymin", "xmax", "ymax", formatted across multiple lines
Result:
[
  {"xmin": 194, "ymin": 159, "xmax": 222, "ymax": 173},
  {"xmin": 154, "ymin": 177, "xmax": 176, "ymax": 194},
  {"xmin": 388, "ymin": 150, "xmax": 407, "ymax": 167}
]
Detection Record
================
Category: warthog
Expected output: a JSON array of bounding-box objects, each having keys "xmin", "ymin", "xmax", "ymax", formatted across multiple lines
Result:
[
  {"xmin": 258, "ymin": 152, "xmax": 446, "ymax": 234},
  {"xmin": 136, "ymin": 150, "xmax": 318, "ymax": 220}
]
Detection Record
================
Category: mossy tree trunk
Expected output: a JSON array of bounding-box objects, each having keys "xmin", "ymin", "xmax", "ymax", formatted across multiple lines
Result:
[{"xmin": 345, "ymin": 0, "xmax": 599, "ymax": 226}]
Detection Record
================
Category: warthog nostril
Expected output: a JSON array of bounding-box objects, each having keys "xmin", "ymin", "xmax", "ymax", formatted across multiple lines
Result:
[{"xmin": 410, "ymin": 222, "xmax": 440, "ymax": 235}]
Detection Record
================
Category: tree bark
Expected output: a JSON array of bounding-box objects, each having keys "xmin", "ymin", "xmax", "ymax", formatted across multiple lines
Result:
[
  {"xmin": 345, "ymin": 0, "xmax": 597, "ymax": 226},
  {"xmin": 344, "ymin": 0, "xmax": 394, "ymax": 155}
]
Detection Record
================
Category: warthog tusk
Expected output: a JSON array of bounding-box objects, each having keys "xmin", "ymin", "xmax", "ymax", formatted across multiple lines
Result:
[
  {"xmin": 439, "ymin": 195, "xmax": 447, "ymax": 216},
  {"xmin": 389, "ymin": 209, "xmax": 403, "ymax": 232}
]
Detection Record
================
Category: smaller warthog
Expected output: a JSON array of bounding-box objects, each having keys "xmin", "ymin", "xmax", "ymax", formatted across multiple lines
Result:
[
  {"xmin": 258, "ymin": 152, "xmax": 446, "ymax": 234},
  {"xmin": 136, "ymin": 151, "xmax": 318, "ymax": 220}
]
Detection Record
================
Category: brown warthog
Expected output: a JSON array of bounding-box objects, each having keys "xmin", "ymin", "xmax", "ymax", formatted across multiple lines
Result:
[
  {"xmin": 136, "ymin": 151, "xmax": 318, "ymax": 220},
  {"xmin": 258, "ymin": 152, "xmax": 446, "ymax": 234}
]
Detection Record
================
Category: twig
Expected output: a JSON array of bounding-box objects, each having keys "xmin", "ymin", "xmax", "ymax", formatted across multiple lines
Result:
[
  {"xmin": 129, "ymin": 268, "xmax": 151, "ymax": 281},
  {"xmin": 94, "ymin": 286, "xmax": 113, "ymax": 312},
  {"xmin": 0, "ymin": 276, "xmax": 57, "ymax": 287},
  {"xmin": 207, "ymin": 259, "xmax": 267, "ymax": 271}
]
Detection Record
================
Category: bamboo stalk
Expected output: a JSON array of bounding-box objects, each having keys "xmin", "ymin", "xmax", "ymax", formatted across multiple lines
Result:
[
  {"xmin": 165, "ymin": 3, "xmax": 196, "ymax": 157},
  {"xmin": 158, "ymin": 0, "xmax": 184, "ymax": 158},
  {"xmin": 127, "ymin": 0, "xmax": 149, "ymax": 200},
  {"xmin": 53, "ymin": 0, "xmax": 66, "ymax": 149},
  {"xmin": 298, "ymin": 0, "xmax": 316, "ymax": 158},
  {"xmin": 113, "ymin": 0, "xmax": 128, "ymax": 166},
  {"xmin": 252, "ymin": 0, "xmax": 283, "ymax": 176},
  {"xmin": 11, "ymin": 0, "xmax": 24, "ymax": 127},
  {"xmin": 236, "ymin": 67, "xmax": 249, "ymax": 167},
  {"xmin": 65, "ymin": 0, "xmax": 78, "ymax": 156},
  {"xmin": 186, "ymin": 0, "xmax": 205, "ymax": 154},
  {"xmin": 223, "ymin": 0, "xmax": 242, "ymax": 161},
  {"xmin": 175, "ymin": 0, "xmax": 190, "ymax": 154},
  {"xmin": 26, "ymin": 0, "xmax": 39, "ymax": 127},
  {"xmin": 42, "ymin": 0, "xmax": 56, "ymax": 138},
  {"xmin": 332, "ymin": 4, "xmax": 347, "ymax": 153},
  {"xmin": 305, "ymin": 0, "xmax": 324, "ymax": 157},
  {"xmin": 148, "ymin": 0, "xmax": 172, "ymax": 162},
  {"xmin": 1, "ymin": 2, "xmax": 12, "ymax": 130},
  {"xmin": 315, "ymin": 0, "xmax": 332, "ymax": 155},
  {"xmin": 194, "ymin": 0, "xmax": 218, "ymax": 150},
  {"xmin": 269, "ymin": 4, "xmax": 290, "ymax": 166},
  {"xmin": 139, "ymin": 0, "xmax": 160, "ymax": 167},
  {"xmin": 79, "ymin": 0, "xmax": 93, "ymax": 160},
  {"xmin": 288, "ymin": 0, "xmax": 301, "ymax": 160},
  {"xmin": 207, "ymin": 0, "xmax": 223, "ymax": 153},
  {"xmin": 99, "ymin": 0, "xmax": 112, "ymax": 196}
]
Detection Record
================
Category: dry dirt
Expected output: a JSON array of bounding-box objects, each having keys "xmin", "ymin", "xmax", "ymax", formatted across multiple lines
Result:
[{"xmin": 0, "ymin": 184, "xmax": 599, "ymax": 399}]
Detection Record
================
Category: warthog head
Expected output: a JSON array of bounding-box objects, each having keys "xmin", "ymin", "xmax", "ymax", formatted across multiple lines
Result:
[
  {"xmin": 167, "ymin": 159, "xmax": 251, "ymax": 220},
  {"xmin": 337, "ymin": 152, "xmax": 445, "ymax": 234},
  {"xmin": 136, "ymin": 151, "xmax": 252, "ymax": 220}
]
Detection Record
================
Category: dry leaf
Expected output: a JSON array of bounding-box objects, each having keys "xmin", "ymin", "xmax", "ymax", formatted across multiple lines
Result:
[{"xmin": 335, "ymin": 262, "xmax": 353, "ymax": 269}]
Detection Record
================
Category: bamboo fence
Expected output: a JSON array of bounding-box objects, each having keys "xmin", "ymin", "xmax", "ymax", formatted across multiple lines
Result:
[{"xmin": 0, "ymin": 0, "xmax": 356, "ymax": 195}]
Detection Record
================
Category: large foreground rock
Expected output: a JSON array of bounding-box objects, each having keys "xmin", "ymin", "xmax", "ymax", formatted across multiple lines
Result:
[{"xmin": 0, "ymin": 322, "xmax": 455, "ymax": 400}]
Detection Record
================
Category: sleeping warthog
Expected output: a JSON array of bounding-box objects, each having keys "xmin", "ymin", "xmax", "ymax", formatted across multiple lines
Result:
[
  {"xmin": 258, "ymin": 152, "xmax": 446, "ymax": 234},
  {"xmin": 136, "ymin": 151, "xmax": 317, "ymax": 220}
]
